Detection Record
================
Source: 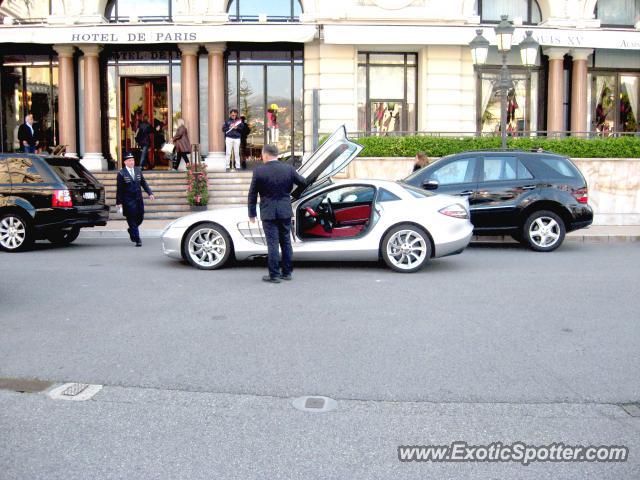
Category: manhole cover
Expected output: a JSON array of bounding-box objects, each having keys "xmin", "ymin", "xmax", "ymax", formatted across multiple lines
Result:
[
  {"xmin": 292, "ymin": 396, "xmax": 337, "ymax": 413},
  {"xmin": 48, "ymin": 383, "xmax": 102, "ymax": 401},
  {"xmin": 0, "ymin": 377, "xmax": 53, "ymax": 393}
]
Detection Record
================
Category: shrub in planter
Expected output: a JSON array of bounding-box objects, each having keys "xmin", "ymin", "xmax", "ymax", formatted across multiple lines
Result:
[{"xmin": 186, "ymin": 161, "xmax": 209, "ymax": 207}]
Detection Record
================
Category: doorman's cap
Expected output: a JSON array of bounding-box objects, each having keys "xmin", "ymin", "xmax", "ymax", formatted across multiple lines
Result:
[{"xmin": 124, "ymin": 152, "xmax": 135, "ymax": 160}]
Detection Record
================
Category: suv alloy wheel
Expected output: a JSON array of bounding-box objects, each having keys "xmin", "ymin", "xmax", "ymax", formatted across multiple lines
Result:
[
  {"xmin": 523, "ymin": 210, "xmax": 566, "ymax": 252},
  {"xmin": 0, "ymin": 212, "xmax": 34, "ymax": 252}
]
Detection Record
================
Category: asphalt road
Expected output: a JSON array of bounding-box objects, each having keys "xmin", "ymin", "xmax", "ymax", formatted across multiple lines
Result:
[{"xmin": 1, "ymin": 238, "xmax": 639, "ymax": 479}]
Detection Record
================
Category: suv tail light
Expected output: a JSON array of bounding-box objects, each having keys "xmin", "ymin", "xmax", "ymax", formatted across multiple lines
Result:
[
  {"xmin": 439, "ymin": 203, "xmax": 469, "ymax": 219},
  {"xmin": 573, "ymin": 187, "xmax": 588, "ymax": 204},
  {"xmin": 52, "ymin": 189, "xmax": 73, "ymax": 207}
]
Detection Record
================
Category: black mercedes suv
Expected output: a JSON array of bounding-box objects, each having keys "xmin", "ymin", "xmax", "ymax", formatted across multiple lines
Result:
[
  {"xmin": 0, "ymin": 154, "xmax": 109, "ymax": 252},
  {"xmin": 404, "ymin": 150, "xmax": 593, "ymax": 251}
]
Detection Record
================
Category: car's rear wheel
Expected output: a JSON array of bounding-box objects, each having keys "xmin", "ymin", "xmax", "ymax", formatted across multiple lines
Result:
[
  {"xmin": 523, "ymin": 210, "xmax": 566, "ymax": 252},
  {"xmin": 46, "ymin": 226, "xmax": 80, "ymax": 245},
  {"xmin": 381, "ymin": 224, "xmax": 431, "ymax": 273},
  {"xmin": 0, "ymin": 212, "xmax": 33, "ymax": 252},
  {"xmin": 183, "ymin": 222, "xmax": 232, "ymax": 270}
]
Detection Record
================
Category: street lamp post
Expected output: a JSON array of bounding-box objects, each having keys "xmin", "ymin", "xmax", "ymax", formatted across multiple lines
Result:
[{"xmin": 469, "ymin": 16, "xmax": 539, "ymax": 149}]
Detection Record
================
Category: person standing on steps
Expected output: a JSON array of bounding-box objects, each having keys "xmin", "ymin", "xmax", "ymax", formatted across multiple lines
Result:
[
  {"xmin": 172, "ymin": 118, "xmax": 191, "ymax": 170},
  {"xmin": 248, "ymin": 144, "xmax": 306, "ymax": 283},
  {"xmin": 222, "ymin": 109, "xmax": 244, "ymax": 171},
  {"xmin": 135, "ymin": 114, "xmax": 153, "ymax": 170},
  {"xmin": 116, "ymin": 152, "xmax": 155, "ymax": 247}
]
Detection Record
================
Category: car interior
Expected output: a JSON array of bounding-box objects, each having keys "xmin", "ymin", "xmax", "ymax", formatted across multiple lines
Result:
[{"xmin": 297, "ymin": 185, "xmax": 375, "ymax": 240}]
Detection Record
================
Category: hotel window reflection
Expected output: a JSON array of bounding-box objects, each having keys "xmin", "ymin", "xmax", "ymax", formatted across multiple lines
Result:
[
  {"xmin": 1, "ymin": 54, "xmax": 59, "ymax": 153},
  {"xmin": 357, "ymin": 53, "xmax": 417, "ymax": 135}
]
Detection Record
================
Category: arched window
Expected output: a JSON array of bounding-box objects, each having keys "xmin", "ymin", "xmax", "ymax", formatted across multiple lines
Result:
[
  {"xmin": 106, "ymin": 0, "xmax": 171, "ymax": 22},
  {"xmin": 478, "ymin": 0, "xmax": 541, "ymax": 24},
  {"xmin": 596, "ymin": 0, "xmax": 640, "ymax": 26},
  {"xmin": 227, "ymin": 0, "xmax": 302, "ymax": 22}
]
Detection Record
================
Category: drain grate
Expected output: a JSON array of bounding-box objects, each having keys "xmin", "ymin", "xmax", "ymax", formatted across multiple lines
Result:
[
  {"xmin": 292, "ymin": 395, "xmax": 338, "ymax": 413},
  {"xmin": 0, "ymin": 377, "xmax": 53, "ymax": 393},
  {"xmin": 305, "ymin": 397, "xmax": 326, "ymax": 409},
  {"xmin": 61, "ymin": 383, "xmax": 90, "ymax": 397},
  {"xmin": 620, "ymin": 403, "xmax": 640, "ymax": 417},
  {"xmin": 48, "ymin": 383, "xmax": 102, "ymax": 401}
]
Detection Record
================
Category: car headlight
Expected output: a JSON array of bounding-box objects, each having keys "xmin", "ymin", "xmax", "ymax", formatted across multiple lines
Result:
[
  {"xmin": 161, "ymin": 219, "xmax": 179, "ymax": 235},
  {"xmin": 438, "ymin": 203, "xmax": 469, "ymax": 219}
]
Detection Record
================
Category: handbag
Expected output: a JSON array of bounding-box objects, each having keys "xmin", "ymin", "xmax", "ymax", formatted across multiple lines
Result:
[{"xmin": 161, "ymin": 142, "xmax": 175, "ymax": 155}]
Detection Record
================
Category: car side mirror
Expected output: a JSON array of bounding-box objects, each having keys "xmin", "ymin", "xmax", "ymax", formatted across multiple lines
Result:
[{"xmin": 422, "ymin": 179, "xmax": 439, "ymax": 190}]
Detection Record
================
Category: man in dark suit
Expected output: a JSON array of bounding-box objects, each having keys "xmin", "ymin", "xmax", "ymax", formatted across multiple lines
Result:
[
  {"xmin": 116, "ymin": 152, "xmax": 155, "ymax": 247},
  {"xmin": 248, "ymin": 144, "xmax": 306, "ymax": 283},
  {"xmin": 17, "ymin": 114, "xmax": 39, "ymax": 153}
]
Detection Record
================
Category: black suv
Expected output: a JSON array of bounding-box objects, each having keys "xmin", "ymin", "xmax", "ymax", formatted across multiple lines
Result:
[
  {"xmin": 0, "ymin": 154, "xmax": 109, "ymax": 251},
  {"xmin": 404, "ymin": 150, "xmax": 593, "ymax": 251}
]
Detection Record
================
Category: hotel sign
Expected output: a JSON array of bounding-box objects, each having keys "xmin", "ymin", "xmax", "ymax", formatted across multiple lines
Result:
[
  {"xmin": 70, "ymin": 31, "xmax": 198, "ymax": 43},
  {"xmin": 0, "ymin": 24, "xmax": 318, "ymax": 45}
]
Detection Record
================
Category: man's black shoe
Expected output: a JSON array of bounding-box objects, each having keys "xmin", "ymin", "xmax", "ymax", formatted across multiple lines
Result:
[
  {"xmin": 262, "ymin": 275, "xmax": 281, "ymax": 283},
  {"xmin": 135, "ymin": 241, "xmax": 142, "ymax": 247},
  {"xmin": 280, "ymin": 274, "xmax": 292, "ymax": 281}
]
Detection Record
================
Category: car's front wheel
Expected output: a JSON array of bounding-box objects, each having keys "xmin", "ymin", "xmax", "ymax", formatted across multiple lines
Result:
[
  {"xmin": 0, "ymin": 212, "xmax": 33, "ymax": 252},
  {"xmin": 46, "ymin": 226, "xmax": 80, "ymax": 245},
  {"xmin": 523, "ymin": 210, "xmax": 566, "ymax": 252},
  {"xmin": 183, "ymin": 222, "xmax": 233, "ymax": 270},
  {"xmin": 381, "ymin": 224, "xmax": 432, "ymax": 273}
]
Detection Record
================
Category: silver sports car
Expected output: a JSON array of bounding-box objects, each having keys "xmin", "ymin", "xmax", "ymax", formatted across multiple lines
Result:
[{"xmin": 161, "ymin": 127, "xmax": 473, "ymax": 273}]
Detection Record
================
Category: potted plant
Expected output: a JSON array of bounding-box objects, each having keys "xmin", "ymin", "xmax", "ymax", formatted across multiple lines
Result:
[{"xmin": 186, "ymin": 160, "xmax": 209, "ymax": 211}]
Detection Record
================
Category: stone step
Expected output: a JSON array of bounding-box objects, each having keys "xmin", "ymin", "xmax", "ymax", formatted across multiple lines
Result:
[
  {"xmin": 209, "ymin": 190, "xmax": 249, "ymax": 198},
  {"xmin": 109, "ymin": 212, "xmax": 184, "ymax": 220},
  {"xmin": 109, "ymin": 205, "xmax": 191, "ymax": 214},
  {"xmin": 99, "ymin": 179, "xmax": 187, "ymax": 187},
  {"xmin": 207, "ymin": 197, "xmax": 247, "ymax": 204}
]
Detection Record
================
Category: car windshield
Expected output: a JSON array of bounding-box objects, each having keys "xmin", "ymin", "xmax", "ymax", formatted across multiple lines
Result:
[{"xmin": 45, "ymin": 158, "xmax": 98, "ymax": 183}]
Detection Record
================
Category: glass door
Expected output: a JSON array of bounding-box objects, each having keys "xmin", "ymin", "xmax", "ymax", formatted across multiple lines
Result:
[{"xmin": 120, "ymin": 76, "xmax": 168, "ymax": 168}]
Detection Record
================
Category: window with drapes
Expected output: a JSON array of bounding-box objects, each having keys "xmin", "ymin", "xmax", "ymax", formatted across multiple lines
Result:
[
  {"xmin": 105, "ymin": 0, "xmax": 172, "ymax": 22},
  {"xmin": 478, "ymin": 0, "xmax": 542, "ymax": 24},
  {"xmin": 596, "ymin": 0, "xmax": 640, "ymax": 26},
  {"xmin": 227, "ymin": 0, "xmax": 302, "ymax": 21}
]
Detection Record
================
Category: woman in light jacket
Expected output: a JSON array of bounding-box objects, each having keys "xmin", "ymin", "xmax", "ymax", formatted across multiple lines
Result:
[{"xmin": 172, "ymin": 118, "xmax": 191, "ymax": 170}]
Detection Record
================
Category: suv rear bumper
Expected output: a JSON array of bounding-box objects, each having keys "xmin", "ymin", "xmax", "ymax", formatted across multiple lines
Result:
[
  {"xmin": 34, "ymin": 205, "xmax": 110, "ymax": 231},
  {"xmin": 567, "ymin": 204, "xmax": 593, "ymax": 232}
]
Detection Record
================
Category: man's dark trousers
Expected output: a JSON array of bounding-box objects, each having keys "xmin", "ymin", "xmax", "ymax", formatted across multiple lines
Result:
[
  {"xmin": 124, "ymin": 200, "xmax": 144, "ymax": 243},
  {"xmin": 263, "ymin": 218, "xmax": 293, "ymax": 279}
]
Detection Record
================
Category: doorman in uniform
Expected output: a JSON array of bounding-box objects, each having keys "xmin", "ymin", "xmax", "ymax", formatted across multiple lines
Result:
[{"xmin": 116, "ymin": 152, "xmax": 155, "ymax": 246}]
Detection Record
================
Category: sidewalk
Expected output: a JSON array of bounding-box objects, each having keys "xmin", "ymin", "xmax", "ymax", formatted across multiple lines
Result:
[{"xmin": 79, "ymin": 220, "xmax": 640, "ymax": 243}]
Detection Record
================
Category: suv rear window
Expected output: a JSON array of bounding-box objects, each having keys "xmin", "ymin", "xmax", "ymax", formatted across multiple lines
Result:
[
  {"xmin": 45, "ymin": 158, "xmax": 98, "ymax": 184},
  {"xmin": 537, "ymin": 157, "xmax": 581, "ymax": 179}
]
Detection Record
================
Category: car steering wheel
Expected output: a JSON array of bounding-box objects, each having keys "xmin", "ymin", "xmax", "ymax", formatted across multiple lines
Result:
[{"xmin": 325, "ymin": 198, "xmax": 336, "ymax": 225}]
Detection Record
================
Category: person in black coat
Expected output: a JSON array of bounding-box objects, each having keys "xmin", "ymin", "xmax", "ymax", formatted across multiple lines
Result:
[
  {"xmin": 248, "ymin": 144, "xmax": 306, "ymax": 283},
  {"xmin": 135, "ymin": 114, "xmax": 153, "ymax": 169},
  {"xmin": 17, "ymin": 114, "xmax": 39, "ymax": 153},
  {"xmin": 116, "ymin": 152, "xmax": 155, "ymax": 246}
]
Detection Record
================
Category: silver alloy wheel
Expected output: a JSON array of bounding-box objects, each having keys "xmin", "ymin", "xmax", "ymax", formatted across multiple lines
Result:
[
  {"xmin": 528, "ymin": 216, "xmax": 560, "ymax": 248},
  {"xmin": 385, "ymin": 229, "xmax": 427, "ymax": 270},
  {"xmin": 187, "ymin": 227, "xmax": 227, "ymax": 268},
  {"xmin": 0, "ymin": 215, "xmax": 26, "ymax": 250}
]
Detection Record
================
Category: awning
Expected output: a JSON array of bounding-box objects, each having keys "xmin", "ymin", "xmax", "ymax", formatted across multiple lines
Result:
[
  {"xmin": 323, "ymin": 24, "xmax": 640, "ymax": 50},
  {"xmin": 0, "ymin": 23, "xmax": 318, "ymax": 45}
]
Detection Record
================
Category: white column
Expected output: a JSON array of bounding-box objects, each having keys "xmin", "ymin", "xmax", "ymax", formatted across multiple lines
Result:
[
  {"xmin": 204, "ymin": 43, "xmax": 227, "ymax": 171},
  {"xmin": 79, "ymin": 44, "xmax": 107, "ymax": 171}
]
